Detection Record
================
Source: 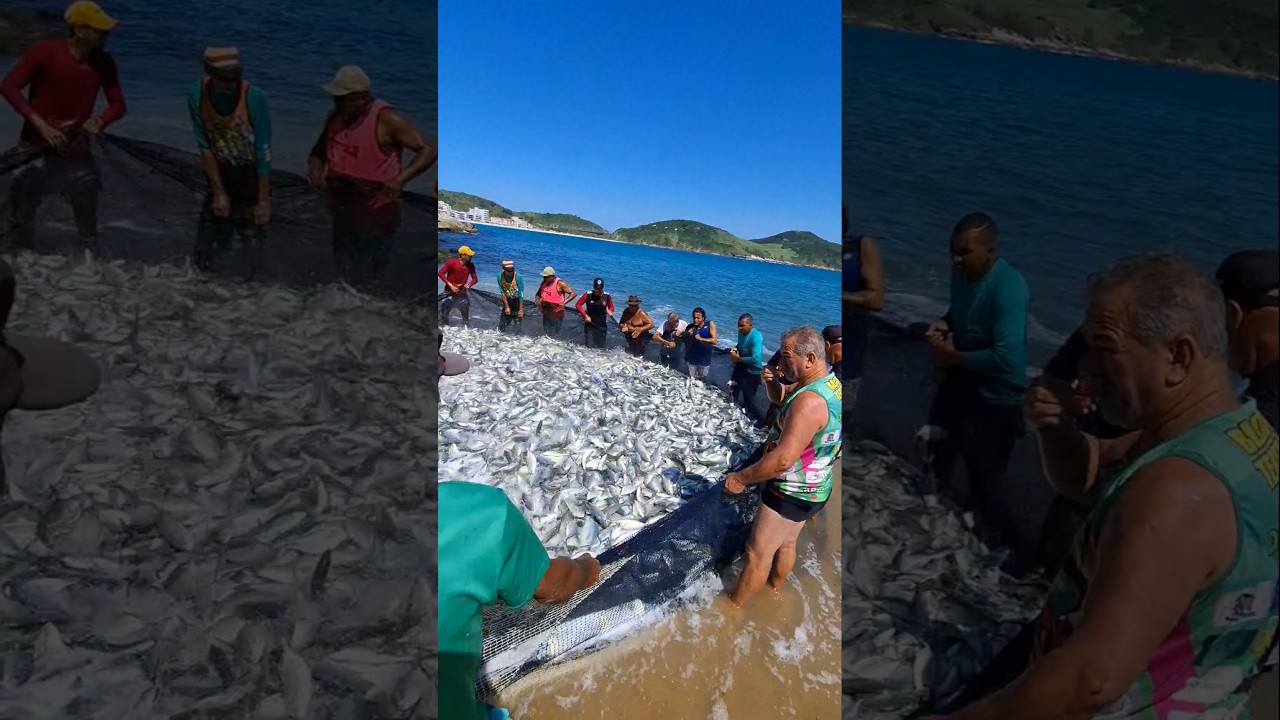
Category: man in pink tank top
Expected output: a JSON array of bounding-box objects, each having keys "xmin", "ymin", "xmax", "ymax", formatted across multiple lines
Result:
[{"xmin": 306, "ymin": 65, "xmax": 437, "ymax": 287}]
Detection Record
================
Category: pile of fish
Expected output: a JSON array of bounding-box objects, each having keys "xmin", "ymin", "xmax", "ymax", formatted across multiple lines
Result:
[
  {"xmin": 438, "ymin": 325, "xmax": 764, "ymax": 558},
  {"xmin": 0, "ymin": 252, "xmax": 432, "ymax": 719},
  {"xmin": 841, "ymin": 441, "xmax": 1045, "ymax": 720}
]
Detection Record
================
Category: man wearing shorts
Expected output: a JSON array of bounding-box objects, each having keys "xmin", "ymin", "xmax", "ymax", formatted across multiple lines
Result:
[
  {"xmin": 437, "ymin": 245, "xmax": 477, "ymax": 327},
  {"xmin": 723, "ymin": 326, "xmax": 841, "ymax": 608}
]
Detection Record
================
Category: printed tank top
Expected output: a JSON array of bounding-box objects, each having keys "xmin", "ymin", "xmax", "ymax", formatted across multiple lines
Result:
[
  {"xmin": 766, "ymin": 372, "xmax": 843, "ymax": 503},
  {"xmin": 1034, "ymin": 399, "xmax": 1279, "ymax": 719},
  {"xmin": 200, "ymin": 79, "xmax": 255, "ymax": 167}
]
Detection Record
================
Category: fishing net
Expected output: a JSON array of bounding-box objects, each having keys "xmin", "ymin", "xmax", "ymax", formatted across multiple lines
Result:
[
  {"xmin": 435, "ymin": 285, "xmax": 776, "ymax": 425},
  {"xmin": 439, "ymin": 286, "xmax": 799, "ymax": 696},
  {"xmin": 0, "ymin": 133, "xmax": 437, "ymax": 296}
]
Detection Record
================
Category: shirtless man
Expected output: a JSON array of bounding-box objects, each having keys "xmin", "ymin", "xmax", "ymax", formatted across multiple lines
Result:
[{"xmin": 307, "ymin": 65, "xmax": 437, "ymax": 287}]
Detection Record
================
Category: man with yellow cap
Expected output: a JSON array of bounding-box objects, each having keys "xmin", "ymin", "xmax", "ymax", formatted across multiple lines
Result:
[
  {"xmin": 437, "ymin": 246, "xmax": 478, "ymax": 326},
  {"xmin": 188, "ymin": 46, "xmax": 273, "ymax": 279},
  {"xmin": 306, "ymin": 65, "xmax": 437, "ymax": 287},
  {"xmin": 0, "ymin": 2, "xmax": 125, "ymax": 254}
]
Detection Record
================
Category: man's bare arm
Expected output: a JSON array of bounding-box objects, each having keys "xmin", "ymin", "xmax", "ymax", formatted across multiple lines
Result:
[
  {"xmin": 382, "ymin": 110, "xmax": 437, "ymax": 188},
  {"xmin": 736, "ymin": 392, "xmax": 826, "ymax": 485},
  {"xmin": 951, "ymin": 457, "xmax": 1236, "ymax": 720},
  {"xmin": 844, "ymin": 236, "xmax": 885, "ymax": 311}
]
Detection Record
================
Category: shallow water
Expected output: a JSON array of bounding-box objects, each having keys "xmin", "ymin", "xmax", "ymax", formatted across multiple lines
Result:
[{"xmin": 492, "ymin": 467, "xmax": 842, "ymax": 719}]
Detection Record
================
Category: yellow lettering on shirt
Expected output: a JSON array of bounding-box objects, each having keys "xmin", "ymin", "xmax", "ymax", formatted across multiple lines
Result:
[
  {"xmin": 1268, "ymin": 529, "xmax": 1278, "ymax": 559},
  {"xmin": 1257, "ymin": 442, "xmax": 1279, "ymax": 492},
  {"xmin": 825, "ymin": 376, "xmax": 842, "ymax": 402},
  {"xmin": 1226, "ymin": 413, "xmax": 1274, "ymax": 456}
]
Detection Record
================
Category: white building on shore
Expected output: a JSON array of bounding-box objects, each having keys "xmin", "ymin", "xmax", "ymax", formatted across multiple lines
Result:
[{"xmin": 438, "ymin": 200, "xmax": 536, "ymax": 230}]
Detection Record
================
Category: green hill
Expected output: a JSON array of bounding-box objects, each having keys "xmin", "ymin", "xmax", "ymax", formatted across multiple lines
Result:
[
  {"xmin": 438, "ymin": 190, "xmax": 515, "ymax": 217},
  {"xmin": 518, "ymin": 212, "xmax": 608, "ymax": 236},
  {"xmin": 843, "ymin": 0, "xmax": 1279, "ymax": 78},
  {"xmin": 614, "ymin": 221, "xmax": 839, "ymax": 269},
  {"xmin": 751, "ymin": 231, "xmax": 842, "ymax": 268}
]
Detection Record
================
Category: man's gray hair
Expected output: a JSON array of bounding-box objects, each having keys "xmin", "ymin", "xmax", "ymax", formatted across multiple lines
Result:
[
  {"xmin": 668, "ymin": 312, "xmax": 679, "ymax": 321},
  {"xmin": 781, "ymin": 326, "xmax": 825, "ymax": 360},
  {"xmin": 1085, "ymin": 253, "xmax": 1228, "ymax": 360}
]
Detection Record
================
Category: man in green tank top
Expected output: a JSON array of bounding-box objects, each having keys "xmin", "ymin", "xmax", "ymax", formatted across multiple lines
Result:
[
  {"xmin": 934, "ymin": 254, "xmax": 1279, "ymax": 720},
  {"xmin": 722, "ymin": 326, "xmax": 841, "ymax": 609}
]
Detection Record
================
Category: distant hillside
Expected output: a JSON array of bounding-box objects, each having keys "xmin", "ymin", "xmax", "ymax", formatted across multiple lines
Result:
[
  {"xmin": 843, "ymin": 0, "xmax": 1279, "ymax": 79},
  {"xmin": 439, "ymin": 190, "xmax": 609, "ymax": 236},
  {"xmin": 751, "ymin": 231, "xmax": 842, "ymax": 268},
  {"xmin": 614, "ymin": 221, "xmax": 839, "ymax": 269}
]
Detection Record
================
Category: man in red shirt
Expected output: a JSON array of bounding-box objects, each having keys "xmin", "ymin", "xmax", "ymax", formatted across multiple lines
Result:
[
  {"xmin": 438, "ymin": 246, "xmax": 478, "ymax": 326},
  {"xmin": 0, "ymin": 2, "xmax": 126, "ymax": 254}
]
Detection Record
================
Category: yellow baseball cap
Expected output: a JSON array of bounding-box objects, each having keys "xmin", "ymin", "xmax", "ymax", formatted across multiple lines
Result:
[
  {"xmin": 458, "ymin": 246, "xmax": 474, "ymax": 257},
  {"xmin": 65, "ymin": 1, "xmax": 118, "ymax": 31}
]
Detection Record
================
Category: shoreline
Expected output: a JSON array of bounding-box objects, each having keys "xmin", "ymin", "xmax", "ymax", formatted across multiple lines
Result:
[
  {"xmin": 442, "ymin": 223, "xmax": 839, "ymax": 273},
  {"xmin": 845, "ymin": 19, "xmax": 1279, "ymax": 82}
]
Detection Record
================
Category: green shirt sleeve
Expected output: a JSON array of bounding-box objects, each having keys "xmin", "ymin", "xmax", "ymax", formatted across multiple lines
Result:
[
  {"xmin": 496, "ymin": 494, "xmax": 551, "ymax": 609},
  {"xmin": 745, "ymin": 330, "xmax": 764, "ymax": 369},
  {"xmin": 517, "ymin": 274, "xmax": 525, "ymax": 301},
  {"xmin": 187, "ymin": 81, "xmax": 210, "ymax": 151},
  {"xmin": 245, "ymin": 85, "xmax": 272, "ymax": 176},
  {"xmin": 960, "ymin": 268, "xmax": 1030, "ymax": 376}
]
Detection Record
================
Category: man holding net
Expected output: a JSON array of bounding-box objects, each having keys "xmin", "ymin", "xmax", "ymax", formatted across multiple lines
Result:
[
  {"xmin": 307, "ymin": 65, "xmax": 436, "ymax": 287},
  {"xmin": 722, "ymin": 326, "xmax": 842, "ymax": 608},
  {"xmin": 437, "ymin": 333, "xmax": 602, "ymax": 720},
  {"xmin": 187, "ymin": 46, "xmax": 272, "ymax": 279},
  {"xmin": 0, "ymin": 2, "xmax": 125, "ymax": 255}
]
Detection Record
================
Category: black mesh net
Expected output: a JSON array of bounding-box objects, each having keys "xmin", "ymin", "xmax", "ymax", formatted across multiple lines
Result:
[
  {"xmin": 440, "ymin": 285, "xmax": 788, "ymax": 697},
  {"xmin": 0, "ymin": 132, "xmax": 436, "ymax": 296}
]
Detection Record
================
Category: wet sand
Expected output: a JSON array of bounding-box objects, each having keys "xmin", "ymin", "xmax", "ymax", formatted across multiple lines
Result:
[{"xmin": 492, "ymin": 466, "xmax": 842, "ymax": 719}]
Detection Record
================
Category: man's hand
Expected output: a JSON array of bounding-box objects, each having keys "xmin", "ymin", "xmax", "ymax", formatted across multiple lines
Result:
[
  {"xmin": 583, "ymin": 317, "xmax": 592, "ymax": 325},
  {"xmin": 578, "ymin": 554, "xmax": 602, "ymax": 589},
  {"xmin": 306, "ymin": 160, "xmax": 325, "ymax": 188},
  {"xmin": 1024, "ymin": 376, "xmax": 1086, "ymax": 432},
  {"xmin": 445, "ymin": 283, "xmax": 459, "ymax": 295},
  {"xmin": 517, "ymin": 306, "xmax": 524, "ymax": 319},
  {"xmin": 82, "ymin": 117, "xmax": 104, "ymax": 136},
  {"xmin": 762, "ymin": 366, "xmax": 775, "ymax": 383},
  {"xmin": 729, "ymin": 348, "xmax": 741, "ymax": 363},
  {"xmin": 925, "ymin": 318, "xmax": 949, "ymax": 341},
  {"xmin": 253, "ymin": 199, "xmax": 271, "ymax": 226},
  {"xmin": 211, "ymin": 191, "xmax": 231, "ymax": 219},
  {"xmin": 724, "ymin": 472, "xmax": 746, "ymax": 494},
  {"xmin": 928, "ymin": 333, "xmax": 962, "ymax": 368},
  {"xmin": 33, "ymin": 118, "xmax": 67, "ymax": 151}
]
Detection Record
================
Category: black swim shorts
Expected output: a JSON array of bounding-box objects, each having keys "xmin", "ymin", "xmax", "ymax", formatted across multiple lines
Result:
[{"xmin": 762, "ymin": 484, "xmax": 826, "ymax": 522}]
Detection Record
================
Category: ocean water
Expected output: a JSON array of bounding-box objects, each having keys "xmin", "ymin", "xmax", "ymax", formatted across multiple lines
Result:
[
  {"xmin": 1, "ymin": 0, "xmax": 437, "ymax": 188},
  {"xmin": 844, "ymin": 25, "xmax": 1279, "ymax": 364},
  {"xmin": 439, "ymin": 224, "xmax": 841, "ymax": 355}
]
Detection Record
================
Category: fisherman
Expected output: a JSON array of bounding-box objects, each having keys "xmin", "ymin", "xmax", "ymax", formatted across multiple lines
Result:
[
  {"xmin": 575, "ymin": 278, "xmax": 614, "ymax": 349},
  {"xmin": 497, "ymin": 260, "xmax": 524, "ymax": 334},
  {"xmin": 1219, "ymin": 249, "xmax": 1279, "ymax": 430},
  {"xmin": 618, "ymin": 295, "xmax": 655, "ymax": 357},
  {"xmin": 922, "ymin": 213, "xmax": 1029, "ymax": 537},
  {"xmin": 536, "ymin": 267, "xmax": 575, "ymax": 338},
  {"xmin": 822, "ymin": 325, "xmax": 842, "ymax": 382},
  {"xmin": 187, "ymin": 46, "xmax": 272, "ymax": 279},
  {"xmin": 0, "ymin": 257, "xmax": 101, "ymax": 497},
  {"xmin": 437, "ymin": 333, "xmax": 603, "ymax": 720},
  {"xmin": 654, "ymin": 311, "xmax": 687, "ymax": 370},
  {"xmin": 437, "ymin": 246, "xmax": 478, "ymax": 327},
  {"xmin": 929, "ymin": 253, "xmax": 1278, "ymax": 720},
  {"xmin": 722, "ymin": 326, "xmax": 841, "ymax": 608},
  {"xmin": 729, "ymin": 313, "xmax": 764, "ymax": 419},
  {"xmin": 306, "ymin": 65, "xmax": 436, "ymax": 287},
  {"xmin": 842, "ymin": 204, "xmax": 885, "ymax": 402},
  {"xmin": 0, "ymin": 1, "xmax": 126, "ymax": 255},
  {"xmin": 682, "ymin": 307, "xmax": 717, "ymax": 381}
]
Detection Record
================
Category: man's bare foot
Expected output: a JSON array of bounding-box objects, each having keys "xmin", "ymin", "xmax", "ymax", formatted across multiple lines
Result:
[
  {"xmin": 767, "ymin": 576, "xmax": 786, "ymax": 593},
  {"xmin": 716, "ymin": 593, "xmax": 745, "ymax": 616}
]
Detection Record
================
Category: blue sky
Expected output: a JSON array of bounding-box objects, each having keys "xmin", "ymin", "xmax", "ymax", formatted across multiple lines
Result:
[{"xmin": 439, "ymin": 2, "xmax": 840, "ymax": 242}]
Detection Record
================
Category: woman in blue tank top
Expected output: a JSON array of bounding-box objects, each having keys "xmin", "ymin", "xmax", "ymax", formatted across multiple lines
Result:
[{"xmin": 682, "ymin": 307, "xmax": 716, "ymax": 380}]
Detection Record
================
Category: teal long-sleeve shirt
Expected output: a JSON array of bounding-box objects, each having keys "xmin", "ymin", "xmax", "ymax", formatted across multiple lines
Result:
[
  {"xmin": 737, "ymin": 327, "xmax": 764, "ymax": 374},
  {"xmin": 187, "ymin": 80, "xmax": 272, "ymax": 176},
  {"xmin": 946, "ymin": 257, "xmax": 1030, "ymax": 405}
]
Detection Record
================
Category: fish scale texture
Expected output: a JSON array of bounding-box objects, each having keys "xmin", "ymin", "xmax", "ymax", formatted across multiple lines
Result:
[
  {"xmin": 840, "ymin": 442, "xmax": 1046, "ymax": 718},
  {"xmin": 0, "ymin": 252, "xmax": 433, "ymax": 719},
  {"xmin": 439, "ymin": 294, "xmax": 770, "ymax": 697}
]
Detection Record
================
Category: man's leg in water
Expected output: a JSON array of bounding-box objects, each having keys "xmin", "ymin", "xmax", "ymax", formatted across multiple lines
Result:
[
  {"xmin": 331, "ymin": 216, "xmax": 360, "ymax": 283},
  {"xmin": 352, "ymin": 229, "xmax": 396, "ymax": 288},
  {"xmin": 194, "ymin": 200, "xmax": 235, "ymax": 271},
  {"xmin": 7, "ymin": 160, "xmax": 46, "ymax": 251},
  {"xmin": 767, "ymin": 515, "xmax": 806, "ymax": 591},
  {"xmin": 730, "ymin": 500, "xmax": 798, "ymax": 607},
  {"xmin": 63, "ymin": 158, "xmax": 102, "ymax": 255}
]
